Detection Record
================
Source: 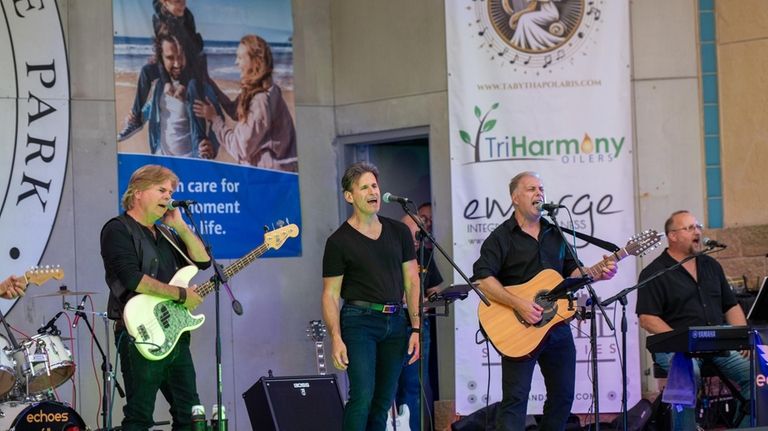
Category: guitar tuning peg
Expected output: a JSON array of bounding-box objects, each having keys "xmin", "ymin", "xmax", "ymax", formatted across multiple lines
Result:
[
  {"xmin": 263, "ymin": 225, "xmax": 269, "ymax": 232},
  {"xmin": 276, "ymin": 220, "xmax": 285, "ymax": 228}
]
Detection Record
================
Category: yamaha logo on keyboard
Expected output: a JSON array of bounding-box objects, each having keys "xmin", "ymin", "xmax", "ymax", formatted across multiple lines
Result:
[{"xmin": 691, "ymin": 330, "xmax": 716, "ymax": 339}]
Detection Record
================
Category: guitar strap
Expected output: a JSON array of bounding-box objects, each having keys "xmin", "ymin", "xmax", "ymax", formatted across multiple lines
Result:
[
  {"xmin": 156, "ymin": 225, "xmax": 195, "ymax": 266},
  {"xmin": 104, "ymin": 215, "xmax": 166, "ymax": 320},
  {"xmin": 559, "ymin": 226, "xmax": 620, "ymax": 253}
]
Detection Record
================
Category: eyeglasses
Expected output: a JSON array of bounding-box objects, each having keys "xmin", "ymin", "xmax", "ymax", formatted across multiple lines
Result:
[{"xmin": 669, "ymin": 223, "xmax": 703, "ymax": 233}]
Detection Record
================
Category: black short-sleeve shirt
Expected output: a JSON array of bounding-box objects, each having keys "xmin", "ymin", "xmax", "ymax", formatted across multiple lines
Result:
[
  {"xmin": 322, "ymin": 216, "xmax": 416, "ymax": 303},
  {"xmin": 472, "ymin": 214, "xmax": 580, "ymax": 286},
  {"xmin": 635, "ymin": 249, "xmax": 737, "ymax": 329}
]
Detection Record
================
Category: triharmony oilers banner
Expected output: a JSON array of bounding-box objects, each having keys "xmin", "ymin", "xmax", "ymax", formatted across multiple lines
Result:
[
  {"xmin": 446, "ymin": 0, "xmax": 639, "ymax": 414},
  {"xmin": 113, "ymin": 0, "xmax": 300, "ymax": 258}
]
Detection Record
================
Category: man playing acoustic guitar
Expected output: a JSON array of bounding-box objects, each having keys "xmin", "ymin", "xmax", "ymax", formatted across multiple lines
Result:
[{"xmin": 472, "ymin": 171, "xmax": 617, "ymax": 430}]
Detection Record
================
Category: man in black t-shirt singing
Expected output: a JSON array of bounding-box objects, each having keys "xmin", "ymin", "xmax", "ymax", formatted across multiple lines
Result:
[
  {"xmin": 636, "ymin": 210, "xmax": 750, "ymax": 429},
  {"xmin": 322, "ymin": 162, "xmax": 421, "ymax": 431}
]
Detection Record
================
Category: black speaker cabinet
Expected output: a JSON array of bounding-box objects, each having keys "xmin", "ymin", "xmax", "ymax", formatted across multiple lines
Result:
[{"xmin": 242, "ymin": 374, "xmax": 344, "ymax": 430}]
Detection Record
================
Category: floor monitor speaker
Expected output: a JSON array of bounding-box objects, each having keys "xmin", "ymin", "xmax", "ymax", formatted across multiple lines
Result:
[{"xmin": 242, "ymin": 374, "xmax": 343, "ymax": 431}]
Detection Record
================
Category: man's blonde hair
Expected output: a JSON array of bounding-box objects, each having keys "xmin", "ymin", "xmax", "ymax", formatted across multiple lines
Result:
[{"xmin": 121, "ymin": 165, "xmax": 179, "ymax": 211}]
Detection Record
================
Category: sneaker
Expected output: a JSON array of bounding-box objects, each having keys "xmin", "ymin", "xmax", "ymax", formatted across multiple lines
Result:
[{"xmin": 117, "ymin": 115, "xmax": 144, "ymax": 142}]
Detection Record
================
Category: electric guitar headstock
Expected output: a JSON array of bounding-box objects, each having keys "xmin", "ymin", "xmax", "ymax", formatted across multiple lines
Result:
[
  {"xmin": 24, "ymin": 265, "xmax": 65, "ymax": 287},
  {"xmin": 306, "ymin": 319, "xmax": 327, "ymax": 343},
  {"xmin": 264, "ymin": 220, "xmax": 300, "ymax": 251}
]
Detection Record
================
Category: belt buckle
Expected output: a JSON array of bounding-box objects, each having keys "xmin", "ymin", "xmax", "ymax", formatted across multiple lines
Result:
[{"xmin": 381, "ymin": 304, "xmax": 398, "ymax": 314}]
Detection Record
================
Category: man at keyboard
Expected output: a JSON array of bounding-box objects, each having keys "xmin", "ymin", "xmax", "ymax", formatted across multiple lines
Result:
[{"xmin": 636, "ymin": 210, "xmax": 750, "ymax": 430}]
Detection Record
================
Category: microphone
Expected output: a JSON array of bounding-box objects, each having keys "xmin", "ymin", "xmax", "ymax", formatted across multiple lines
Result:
[
  {"xmin": 382, "ymin": 192, "xmax": 411, "ymax": 204},
  {"xmin": 536, "ymin": 202, "xmax": 566, "ymax": 212},
  {"xmin": 72, "ymin": 295, "xmax": 88, "ymax": 328},
  {"xmin": 39, "ymin": 311, "xmax": 64, "ymax": 334},
  {"xmin": 703, "ymin": 237, "xmax": 727, "ymax": 248},
  {"xmin": 167, "ymin": 199, "xmax": 197, "ymax": 210}
]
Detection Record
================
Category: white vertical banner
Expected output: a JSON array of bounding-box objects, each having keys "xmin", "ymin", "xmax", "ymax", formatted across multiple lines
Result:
[{"xmin": 446, "ymin": 0, "xmax": 640, "ymax": 415}]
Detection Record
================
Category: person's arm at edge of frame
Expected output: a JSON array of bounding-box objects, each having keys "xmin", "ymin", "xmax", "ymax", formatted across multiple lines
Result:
[
  {"xmin": 403, "ymin": 259, "xmax": 421, "ymax": 365},
  {"xmin": 322, "ymin": 275, "xmax": 348, "ymax": 370}
]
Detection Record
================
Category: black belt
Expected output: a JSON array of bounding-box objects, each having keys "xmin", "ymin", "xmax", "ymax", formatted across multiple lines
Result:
[{"xmin": 346, "ymin": 300, "xmax": 401, "ymax": 314}]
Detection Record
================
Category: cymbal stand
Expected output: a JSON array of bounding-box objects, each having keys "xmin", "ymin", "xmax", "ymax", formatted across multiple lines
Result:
[
  {"xmin": 0, "ymin": 302, "xmax": 21, "ymax": 351},
  {"xmin": 66, "ymin": 302, "xmax": 124, "ymax": 430}
]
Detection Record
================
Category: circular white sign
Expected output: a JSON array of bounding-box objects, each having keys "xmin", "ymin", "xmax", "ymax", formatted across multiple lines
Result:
[{"xmin": 1, "ymin": 0, "xmax": 70, "ymax": 314}]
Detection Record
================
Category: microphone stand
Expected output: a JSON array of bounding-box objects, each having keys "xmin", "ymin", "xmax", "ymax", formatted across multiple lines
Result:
[
  {"xmin": 398, "ymin": 203, "xmax": 489, "ymax": 308},
  {"xmin": 416, "ymin": 229, "xmax": 428, "ymax": 431},
  {"xmin": 599, "ymin": 246, "xmax": 723, "ymax": 431},
  {"xmin": 546, "ymin": 207, "xmax": 614, "ymax": 431},
  {"xmin": 67, "ymin": 301, "xmax": 125, "ymax": 430},
  {"xmin": 396, "ymin": 201, "xmax": 490, "ymax": 431},
  {"xmin": 181, "ymin": 205, "xmax": 243, "ymax": 431}
]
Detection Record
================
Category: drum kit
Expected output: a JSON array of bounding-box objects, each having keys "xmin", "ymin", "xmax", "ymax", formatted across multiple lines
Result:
[{"xmin": 0, "ymin": 287, "xmax": 100, "ymax": 430}]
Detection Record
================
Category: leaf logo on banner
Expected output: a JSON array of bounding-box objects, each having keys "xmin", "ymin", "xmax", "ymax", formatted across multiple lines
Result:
[{"xmin": 460, "ymin": 103, "xmax": 499, "ymax": 163}]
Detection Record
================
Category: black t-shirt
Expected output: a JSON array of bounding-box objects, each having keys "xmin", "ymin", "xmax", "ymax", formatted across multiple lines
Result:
[
  {"xmin": 472, "ymin": 214, "xmax": 580, "ymax": 285},
  {"xmin": 635, "ymin": 249, "xmax": 737, "ymax": 329},
  {"xmin": 322, "ymin": 216, "xmax": 416, "ymax": 303}
]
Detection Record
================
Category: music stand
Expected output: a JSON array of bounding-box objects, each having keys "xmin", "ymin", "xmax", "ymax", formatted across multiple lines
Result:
[
  {"xmin": 425, "ymin": 283, "xmax": 472, "ymax": 317},
  {"xmin": 747, "ymin": 276, "xmax": 768, "ymax": 323}
]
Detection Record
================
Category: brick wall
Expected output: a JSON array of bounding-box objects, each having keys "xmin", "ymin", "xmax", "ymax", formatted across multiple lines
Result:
[{"xmin": 704, "ymin": 224, "xmax": 768, "ymax": 291}]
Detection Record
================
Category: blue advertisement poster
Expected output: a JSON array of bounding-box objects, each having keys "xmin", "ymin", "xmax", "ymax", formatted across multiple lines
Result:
[{"xmin": 112, "ymin": 0, "xmax": 300, "ymax": 258}]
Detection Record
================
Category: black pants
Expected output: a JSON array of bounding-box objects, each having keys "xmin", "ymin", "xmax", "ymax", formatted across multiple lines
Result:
[
  {"xmin": 116, "ymin": 330, "xmax": 200, "ymax": 431},
  {"xmin": 497, "ymin": 324, "xmax": 576, "ymax": 431}
]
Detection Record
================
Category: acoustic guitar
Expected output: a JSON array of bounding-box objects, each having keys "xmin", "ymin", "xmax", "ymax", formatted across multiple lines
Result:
[{"xmin": 477, "ymin": 230, "xmax": 661, "ymax": 359}]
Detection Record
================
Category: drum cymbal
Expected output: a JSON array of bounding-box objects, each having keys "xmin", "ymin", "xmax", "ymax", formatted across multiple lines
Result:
[{"xmin": 33, "ymin": 289, "xmax": 100, "ymax": 298}]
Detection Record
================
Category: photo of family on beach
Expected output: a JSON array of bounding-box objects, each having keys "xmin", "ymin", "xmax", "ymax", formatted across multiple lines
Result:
[
  {"xmin": 113, "ymin": 0, "xmax": 302, "ymax": 258},
  {"xmin": 113, "ymin": 0, "xmax": 297, "ymax": 173}
]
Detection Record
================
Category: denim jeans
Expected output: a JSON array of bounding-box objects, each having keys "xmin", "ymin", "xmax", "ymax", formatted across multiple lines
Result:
[
  {"xmin": 341, "ymin": 304, "xmax": 409, "ymax": 431},
  {"xmin": 497, "ymin": 324, "xmax": 576, "ymax": 431},
  {"xmin": 116, "ymin": 329, "xmax": 200, "ymax": 431},
  {"xmin": 396, "ymin": 316, "xmax": 432, "ymax": 431},
  {"xmin": 654, "ymin": 350, "xmax": 751, "ymax": 430}
]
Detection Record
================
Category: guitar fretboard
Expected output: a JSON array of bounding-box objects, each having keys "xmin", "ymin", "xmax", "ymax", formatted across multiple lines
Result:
[
  {"xmin": 193, "ymin": 242, "xmax": 269, "ymax": 297},
  {"xmin": 315, "ymin": 342, "xmax": 326, "ymax": 375},
  {"xmin": 584, "ymin": 248, "xmax": 629, "ymax": 280}
]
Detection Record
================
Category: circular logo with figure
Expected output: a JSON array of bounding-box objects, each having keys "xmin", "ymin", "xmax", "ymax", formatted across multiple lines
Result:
[
  {"xmin": 472, "ymin": 0, "xmax": 604, "ymax": 70},
  {"xmin": 1, "ymin": 1, "xmax": 70, "ymax": 313}
]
